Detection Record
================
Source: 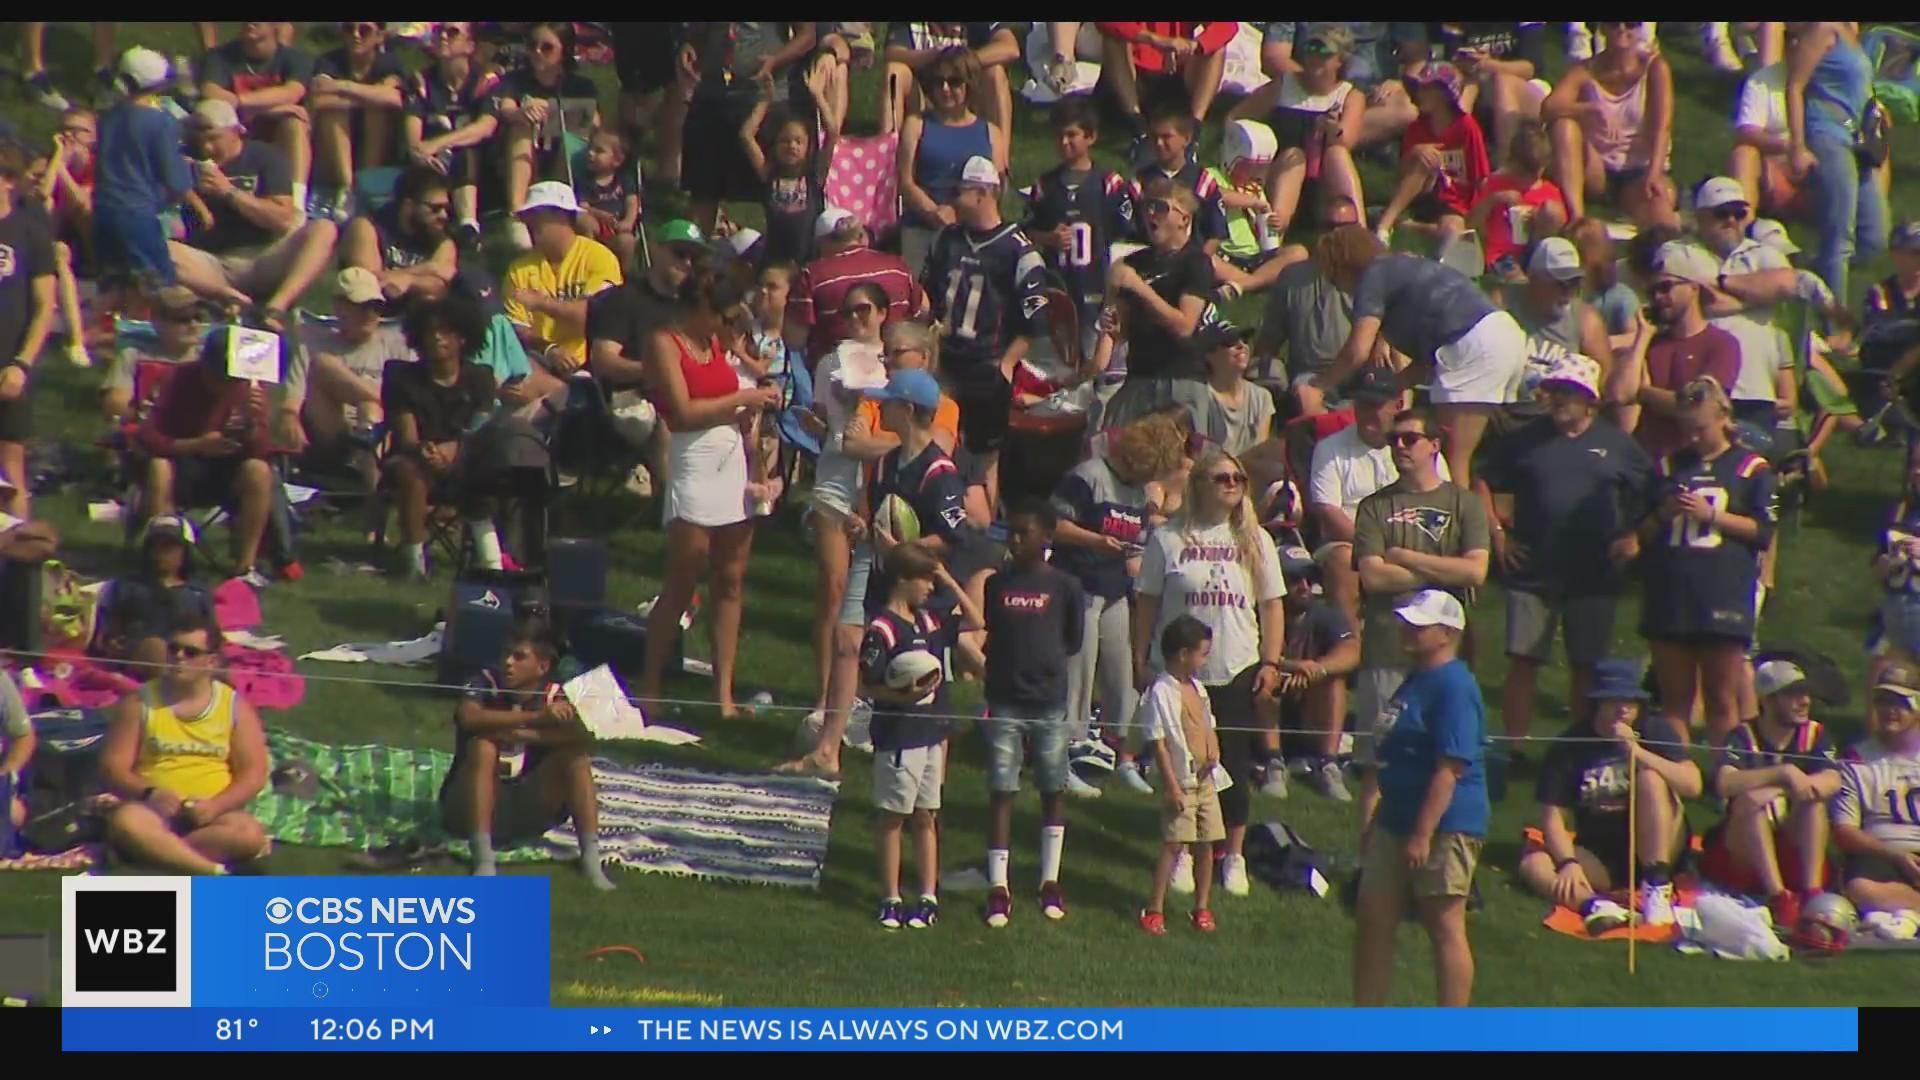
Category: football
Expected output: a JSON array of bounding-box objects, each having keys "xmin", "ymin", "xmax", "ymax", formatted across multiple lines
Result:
[
  {"xmin": 885, "ymin": 649, "xmax": 944, "ymax": 705},
  {"xmin": 874, "ymin": 493, "xmax": 922, "ymax": 544}
]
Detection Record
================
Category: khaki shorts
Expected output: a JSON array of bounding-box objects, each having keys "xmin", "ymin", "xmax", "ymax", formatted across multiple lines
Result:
[
  {"xmin": 873, "ymin": 743, "xmax": 945, "ymax": 815},
  {"xmin": 1353, "ymin": 666, "xmax": 1409, "ymax": 768},
  {"xmin": 1161, "ymin": 780, "xmax": 1226, "ymax": 844},
  {"xmin": 1363, "ymin": 829, "xmax": 1483, "ymax": 900},
  {"xmin": 170, "ymin": 227, "xmax": 315, "ymax": 300}
]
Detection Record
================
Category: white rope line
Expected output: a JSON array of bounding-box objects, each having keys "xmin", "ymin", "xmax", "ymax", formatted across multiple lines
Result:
[{"xmin": 2, "ymin": 647, "xmax": 1862, "ymax": 768}]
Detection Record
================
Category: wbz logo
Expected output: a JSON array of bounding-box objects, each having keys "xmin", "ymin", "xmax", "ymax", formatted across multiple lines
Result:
[{"xmin": 62, "ymin": 876, "xmax": 193, "ymax": 1007}]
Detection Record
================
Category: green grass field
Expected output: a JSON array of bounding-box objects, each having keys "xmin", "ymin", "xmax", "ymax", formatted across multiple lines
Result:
[{"xmin": 3, "ymin": 22, "xmax": 1920, "ymax": 1007}]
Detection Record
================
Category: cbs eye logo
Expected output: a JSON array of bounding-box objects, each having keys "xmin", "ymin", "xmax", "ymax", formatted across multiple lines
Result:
[{"xmin": 265, "ymin": 897, "xmax": 295, "ymax": 925}]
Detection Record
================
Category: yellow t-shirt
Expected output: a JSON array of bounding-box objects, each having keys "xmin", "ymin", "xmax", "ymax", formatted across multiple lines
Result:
[
  {"xmin": 503, "ymin": 236, "xmax": 624, "ymax": 365},
  {"xmin": 135, "ymin": 681, "xmax": 238, "ymax": 800}
]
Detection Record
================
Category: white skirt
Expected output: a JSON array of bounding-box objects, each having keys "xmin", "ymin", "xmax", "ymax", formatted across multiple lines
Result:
[
  {"xmin": 663, "ymin": 422, "xmax": 749, "ymax": 528},
  {"xmin": 1432, "ymin": 310, "xmax": 1529, "ymax": 406}
]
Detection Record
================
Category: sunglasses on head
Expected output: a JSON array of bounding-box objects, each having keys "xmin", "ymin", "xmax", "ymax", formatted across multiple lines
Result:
[
  {"xmin": 1390, "ymin": 431, "xmax": 1432, "ymax": 447},
  {"xmin": 167, "ymin": 641, "xmax": 213, "ymax": 660},
  {"xmin": 1209, "ymin": 470, "xmax": 1248, "ymax": 487}
]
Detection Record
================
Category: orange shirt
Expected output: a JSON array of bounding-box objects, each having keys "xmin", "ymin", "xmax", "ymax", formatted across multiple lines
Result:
[{"xmin": 855, "ymin": 394, "xmax": 962, "ymax": 507}]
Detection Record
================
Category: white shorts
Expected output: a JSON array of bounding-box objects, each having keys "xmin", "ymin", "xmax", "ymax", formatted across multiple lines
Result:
[
  {"xmin": 873, "ymin": 743, "xmax": 945, "ymax": 815},
  {"xmin": 1431, "ymin": 310, "xmax": 1529, "ymax": 406}
]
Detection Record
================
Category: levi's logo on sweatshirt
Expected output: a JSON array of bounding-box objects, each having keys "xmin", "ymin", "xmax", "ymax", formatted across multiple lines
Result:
[{"xmin": 999, "ymin": 591, "xmax": 1053, "ymax": 614}]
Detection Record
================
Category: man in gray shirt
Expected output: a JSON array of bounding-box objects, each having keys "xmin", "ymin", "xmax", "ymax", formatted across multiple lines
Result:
[{"xmin": 1252, "ymin": 195, "xmax": 1361, "ymax": 416}]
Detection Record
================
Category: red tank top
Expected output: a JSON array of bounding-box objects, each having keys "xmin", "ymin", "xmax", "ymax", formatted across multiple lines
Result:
[{"xmin": 654, "ymin": 331, "xmax": 741, "ymax": 413}]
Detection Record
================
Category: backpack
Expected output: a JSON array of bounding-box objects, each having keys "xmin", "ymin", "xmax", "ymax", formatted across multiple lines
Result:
[{"xmin": 1243, "ymin": 821, "xmax": 1333, "ymax": 897}]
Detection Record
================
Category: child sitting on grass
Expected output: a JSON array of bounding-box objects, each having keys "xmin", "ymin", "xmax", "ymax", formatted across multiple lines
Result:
[
  {"xmin": 572, "ymin": 128, "xmax": 641, "ymax": 272},
  {"xmin": 1374, "ymin": 63, "xmax": 1490, "ymax": 252},
  {"xmin": 1468, "ymin": 118, "xmax": 1567, "ymax": 279},
  {"xmin": 1208, "ymin": 119, "xmax": 1311, "ymax": 300},
  {"xmin": 862, "ymin": 543, "xmax": 980, "ymax": 931},
  {"xmin": 1137, "ymin": 614, "xmax": 1225, "ymax": 935}
]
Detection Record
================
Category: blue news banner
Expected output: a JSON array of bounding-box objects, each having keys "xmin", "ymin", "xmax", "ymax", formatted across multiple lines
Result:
[{"xmin": 57, "ymin": 876, "xmax": 1860, "ymax": 1052}]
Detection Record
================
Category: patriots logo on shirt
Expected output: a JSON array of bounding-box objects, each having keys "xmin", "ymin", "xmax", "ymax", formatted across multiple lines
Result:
[
  {"xmin": 1384, "ymin": 506, "xmax": 1454, "ymax": 543},
  {"xmin": 1587, "ymin": 448, "xmax": 1608, "ymax": 458},
  {"xmin": 1021, "ymin": 293, "xmax": 1049, "ymax": 321},
  {"xmin": 0, "ymin": 244, "xmax": 13, "ymax": 280},
  {"xmin": 940, "ymin": 505, "xmax": 968, "ymax": 529}
]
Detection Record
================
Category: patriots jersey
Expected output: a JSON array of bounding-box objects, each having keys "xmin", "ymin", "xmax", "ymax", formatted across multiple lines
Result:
[
  {"xmin": 1881, "ymin": 496, "xmax": 1920, "ymax": 597},
  {"xmin": 864, "ymin": 442, "xmax": 970, "ymax": 618},
  {"xmin": 1833, "ymin": 742, "xmax": 1920, "ymax": 851},
  {"xmin": 859, "ymin": 607, "xmax": 952, "ymax": 751},
  {"xmin": 920, "ymin": 223, "xmax": 1050, "ymax": 371},
  {"xmin": 1641, "ymin": 448, "xmax": 1777, "ymax": 640},
  {"xmin": 1132, "ymin": 160, "xmax": 1229, "ymax": 244},
  {"xmin": 1025, "ymin": 164, "xmax": 1136, "ymax": 316}
]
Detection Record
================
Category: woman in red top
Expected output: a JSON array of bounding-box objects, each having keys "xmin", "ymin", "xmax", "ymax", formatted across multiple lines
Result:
[
  {"xmin": 1469, "ymin": 119, "xmax": 1568, "ymax": 277},
  {"xmin": 1374, "ymin": 63, "xmax": 1489, "ymax": 250},
  {"xmin": 636, "ymin": 266, "xmax": 783, "ymax": 719}
]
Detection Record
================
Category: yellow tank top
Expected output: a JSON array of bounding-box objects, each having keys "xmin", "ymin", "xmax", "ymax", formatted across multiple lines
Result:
[{"xmin": 135, "ymin": 682, "xmax": 237, "ymax": 800}]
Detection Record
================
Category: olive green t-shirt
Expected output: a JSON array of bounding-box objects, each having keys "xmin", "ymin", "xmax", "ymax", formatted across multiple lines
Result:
[{"xmin": 1351, "ymin": 478, "xmax": 1490, "ymax": 666}]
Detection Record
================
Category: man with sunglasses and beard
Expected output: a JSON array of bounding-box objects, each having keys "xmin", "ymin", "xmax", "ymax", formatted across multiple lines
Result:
[
  {"xmin": 1350, "ymin": 407, "xmax": 1489, "ymax": 858},
  {"xmin": 404, "ymin": 21, "xmax": 501, "ymax": 250},
  {"xmin": 341, "ymin": 164, "xmax": 458, "ymax": 305},
  {"xmin": 1626, "ymin": 242, "xmax": 1743, "ymax": 462},
  {"xmin": 97, "ymin": 609, "xmax": 272, "ymax": 875}
]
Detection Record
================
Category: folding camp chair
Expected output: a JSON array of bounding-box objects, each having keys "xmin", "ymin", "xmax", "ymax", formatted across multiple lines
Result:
[{"xmin": 822, "ymin": 130, "xmax": 900, "ymax": 246}]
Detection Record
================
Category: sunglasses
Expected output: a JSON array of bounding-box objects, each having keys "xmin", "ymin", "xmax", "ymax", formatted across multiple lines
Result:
[
  {"xmin": 420, "ymin": 200, "xmax": 452, "ymax": 216},
  {"xmin": 435, "ymin": 25, "xmax": 467, "ymax": 39},
  {"xmin": 1390, "ymin": 431, "xmax": 1433, "ymax": 447},
  {"xmin": 1209, "ymin": 471, "xmax": 1248, "ymax": 487},
  {"xmin": 933, "ymin": 76, "xmax": 967, "ymax": 90},
  {"xmin": 1709, "ymin": 205, "xmax": 1748, "ymax": 223},
  {"xmin": 344, "ymin": 23, "xmax": 381, "ymax": 38},
  {"xmin": 845, "ymin": 302, "xmax": 880, "ymax": 319},
  {"xmin": 533, "ymin": 40, "xmax": 563, "ymax": 56},
  {"xmin": 167, "ymin": 641, "xmax": 214, "ymax": 660},
  {"xmin": 1144, "ymin": 198, "xmax": 1188, "ymax": 218}
]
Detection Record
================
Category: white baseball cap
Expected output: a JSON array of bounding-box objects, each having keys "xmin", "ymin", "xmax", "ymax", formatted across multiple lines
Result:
[
  {"xmin": 814, "ymin": 206, "xmax": 859, "ymax": 239},
  {"xmin": 1754, "ymin": 660, "xmax": 1810, "ymax": 697},
  {"xmin": 1223, "ymin": 119, "xmax": 1278, "ymax": 168},
  {"xmin": 517, "ymin": 181, "xmax": 580, "ymax": 216},
  {"xmin": 1653, "ymin": 241, "xmax": 1721, "ymax": 287},
  {"xmin": 1694, "ymin": 176, "xmax": 1750, "ymax": 211},
  {"xmin": 959, "ymin": 155, "xmax": 1001, "ymax": 189},
  {"xmin": 1540, "ymin": 353, "xmax": 1602, "ymax": 400},
  {"xmin": 190, "ymin": 98, "xmax": 242, "ymax": 131},
  {"xmin": 1748, "ymin": 218, "xmax": 1801, "ymax": 255},
  {"xmin": 1395, "ymin": 589, "xmax": 1467, "ymax": 631},
  {"xmin": 1527, "ymin": 237, "xmax": 1584, "ymax": 283},
  {"xmin": 119, "ymin": 46, "xmax": 172, "ymax": 93}
]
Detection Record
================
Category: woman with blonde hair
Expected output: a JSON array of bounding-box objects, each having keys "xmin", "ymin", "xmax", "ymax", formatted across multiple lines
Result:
[
  {"xmin": 1054, "ymin": 412, "xmax": 1188, "ymax": 795},
  {"xmin": 1632, "ymin": 376, "xmax": 1778, "ymax": 746},
  {"xmin": 1134, "ymin": 446, "xmax": 1288, "ymax": 897}
]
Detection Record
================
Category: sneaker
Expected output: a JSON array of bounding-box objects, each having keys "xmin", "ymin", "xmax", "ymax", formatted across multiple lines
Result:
[
  {"xmin": 1637, "ymin": 880, "xmax": 1676, "ymax": 927},
  {"xmin": 1566, "ymin": 25, "xmax": 1594, "ymax": 61},
  {"xmin": 985, "ymin": 886, "xmax": 1013, "ymax": 928},
  {"xmin": 1374, "ymin": 224, "xmax": 1394, "ymax": 248},
  {"xmin": 1118, "ymin": 762, "xmax": 1154, "ymax": 794},
  {"xmin": 238, "ymin": 566, "xmax": 273, "ymax": 590},
  {"xmin": 454, "ymin": 221, "xmax": 483, "ymax": 252},
  {"xmin": 1701, "ymin": 24, "xmax": 1743, "ymax": 72},
  {"xmin": 876, "ymin": 897, "xmax": 905, "ymax": 930},
  {"xmin": 1220, "ymin": 854, "xmax": 1251, "ymax": 897},
  {"xmin": 1064, "ymin": 771, "xmax": 1104, "ymax": 799},
  {"xmin": 1190, "ymin": 908, "xmax": 1217, "ymax": 932},
  {"xmin": 625, "ymin": 464, "xmax": 655, "ymax": 498},
  {"xmin": 25, "ymin": 72, "xmax": 71, "ymax": 112},
  {"xmin": 1068, "ymin": 738, "xmax": 1116, "ymax": 772},
  {"xmin": 1582, "ymin": 896, "xmax": 1631, "ymax": 935},
  {"xmin": 1039, "ymin": 881, "xmax": 1067, "ymax": 921},
  {"xmin": 1766, "ymin": 890, "xmax": 1802, "ymax": 933},
  {"xmin": 66, "ymin": 343, "xmax": 94, "ymax": 369},
  {"xmin": 1260, "ymin": 758, "xmax": 1289, "ymax": 799},
  {"xmin": 1139, "ymin": 909, "xmax": 1167, "ymax": 935},
  {"xmin": 1045, "ymin": 55, "xmax": 1077, "ymax": 96},
  {"xmin": 907, "ymin": 895, "xmax": 940, "ymax": 929},
  {"xmin": 1309, "ymin": 759, "xmax": 1354, "ymax": 803},
  {"xmin": 1864, "ymin": 909, "xmax": 1920, "ymax": 941},
  {"xmin": 1170, "ymin": 849, "xmax": 1195, "ymax": 895}
]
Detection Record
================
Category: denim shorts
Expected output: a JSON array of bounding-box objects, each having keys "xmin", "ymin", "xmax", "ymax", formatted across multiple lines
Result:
[
  {"xmin": 837, "ymin": 543, "xmax": 874, "ymax": 627},
  {"xmin": 981, "ymin": 703, "xmax": 1072, "ymax": 795}
]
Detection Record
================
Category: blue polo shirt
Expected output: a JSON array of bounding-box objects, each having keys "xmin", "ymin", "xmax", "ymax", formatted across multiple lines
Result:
[{"xmin": 1376, "ymin": 658, "xmax": 1489, "ymax": 839}]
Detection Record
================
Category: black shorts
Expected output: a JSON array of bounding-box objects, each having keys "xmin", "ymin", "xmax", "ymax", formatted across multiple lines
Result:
[
  {"xmin": 169, "ymin": 454, "xmax": 251, "ymax": 508},
  {"xmin": 1640, "ymin": 578, "xmax": 1758, "ymax": 645},
  {"xmin": 610, "ymin": 22, "xmax": 679, "ymax": 95},
  {"xmin": 0, "ymin": 395, "xmax": 30, "ymax": 444},
  {"xmin": 951, "ymin": 367, "xmax": 1013, "ymax": 455},
  {"xmin": 1205, "ymin": 665, "xmax": 1260, "ymax": 830},
  {"xmin": 1573, "ymin": 814, "xmax": 1695, "ymax": 884},
  {"xmin": 682, "ymin": 96, "xmax": 765, "ymax": 204},
  {"xmin": 1409, "ymin": 191, "xmax": 1466, "ymax": 224}
]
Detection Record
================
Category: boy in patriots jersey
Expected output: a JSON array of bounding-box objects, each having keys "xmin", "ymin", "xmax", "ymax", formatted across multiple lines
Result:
[
  {"xmin": 1133, "ymin": 105, "xmax": 1228, "ymax": 252},
  {"xmin": 920, "ymin": 156, "xmax": 1048, "ymax": 507},
  {"xmin": 862, "ymin": 370, "xmax": 973, "ymax": 620},
  {"xmin": 1025, "ymin": 98, "xmax": 1136, "ymax": 340},
  {"xmin": 1833, "ymin": 662, "xmax": 1920, "ymax": 926}
]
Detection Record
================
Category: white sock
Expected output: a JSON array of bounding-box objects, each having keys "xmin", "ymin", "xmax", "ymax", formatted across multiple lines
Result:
[
  {"xmin": 1038, "ymin": 825, "xmax": 1065, "ymax": 885},
  {"xmin": 402, "ymin": 542, "xmax": 427, "ymax": 575},
  {"xmin": 469, "ymin": 520, "xmax": 503, "ymax": 570},
  {"xmin": 987, "ymin": 848, "xmax": 1010, "ymax": 889}
]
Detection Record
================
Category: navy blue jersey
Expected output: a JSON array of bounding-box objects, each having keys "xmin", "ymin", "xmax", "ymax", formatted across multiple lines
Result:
[
  {"xmin": 1537, "ymin": 713, "xmax": 1691, "ymax": 839},
  {"xmin": 864, "ymin": 443, "xmax": 971, "ymax": 614},
  {"xmin": 860, "ymin": 607, "xmax": 952, "ymax": 751},
  {"xmin": 1640, "ymin": 447, "xmax": 1778, "ymax": 641},
  {"xmin": 1132, "ymin": 161, "xmax": 1229, "ymax": 245},
  {"xmin": 1025, "ymin": 164, "xmax": 1136, "ymax": 318},
  {"xmin": 920, "ymin": 223, "xmax": 1051, "ymax": 373},
  {"xmin": 1881, "ymin": 495, "xmax": 1920, "ymax": 598},
  {"xmin": 438, "ymin": 670, "xmax": 562, "ymax": 803},
  {"xmin": 405, "ymin": 64, "xmax": 500, "ymax": 136}
]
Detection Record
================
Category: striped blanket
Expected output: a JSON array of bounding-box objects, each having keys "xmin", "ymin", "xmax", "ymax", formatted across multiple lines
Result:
[{"xmin": 255, "ymin": 731, "xmax": 839, "ymax": 888}]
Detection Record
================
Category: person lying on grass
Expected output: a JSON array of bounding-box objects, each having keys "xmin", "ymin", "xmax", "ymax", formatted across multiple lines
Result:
[
  {"xmin": 98, "ymin": 610, "xmax": 271, "ymax": 875},
  {"xmin": 1515, "ymin": 657, "xmax": 1703, "ymax": 933},
  {"xmin": 439, "ymin": 623, "xmax": 613, "ymax": 891}
]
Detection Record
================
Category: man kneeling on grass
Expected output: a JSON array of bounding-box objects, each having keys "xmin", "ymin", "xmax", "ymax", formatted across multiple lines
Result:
[
  {"xmin": 1516, "ymin": 657, "xmax": 1703, "ymax": 933},
  {"xmin": 441, "ymin": 625, "xmax": 612, "ymax": 890},
  {"xmin": 98, "ymin": 610, "xmax": 271, "ymax": 875}
]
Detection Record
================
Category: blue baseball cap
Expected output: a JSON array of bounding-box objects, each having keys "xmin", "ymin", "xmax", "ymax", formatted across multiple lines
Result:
[
  {"xmin": 865, "ymin": 369, "xmax": 942, "ymax": 411},
  {"xmin": 1586, "ymin": 658, "xmax": 1652, "ymax": 702}
]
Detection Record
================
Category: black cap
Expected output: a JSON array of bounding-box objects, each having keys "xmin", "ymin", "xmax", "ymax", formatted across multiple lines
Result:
[
  {"xmin": 451, "ymin": 267, "xmax": 504, "ymax": 319},
  {"xmin": 1344, "ymin": 366, "xmax": 1399, "ymax": 403},
  {"xmin": 1195, "ymin": 321, "xmax": 1255, "ymax": 351}
]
